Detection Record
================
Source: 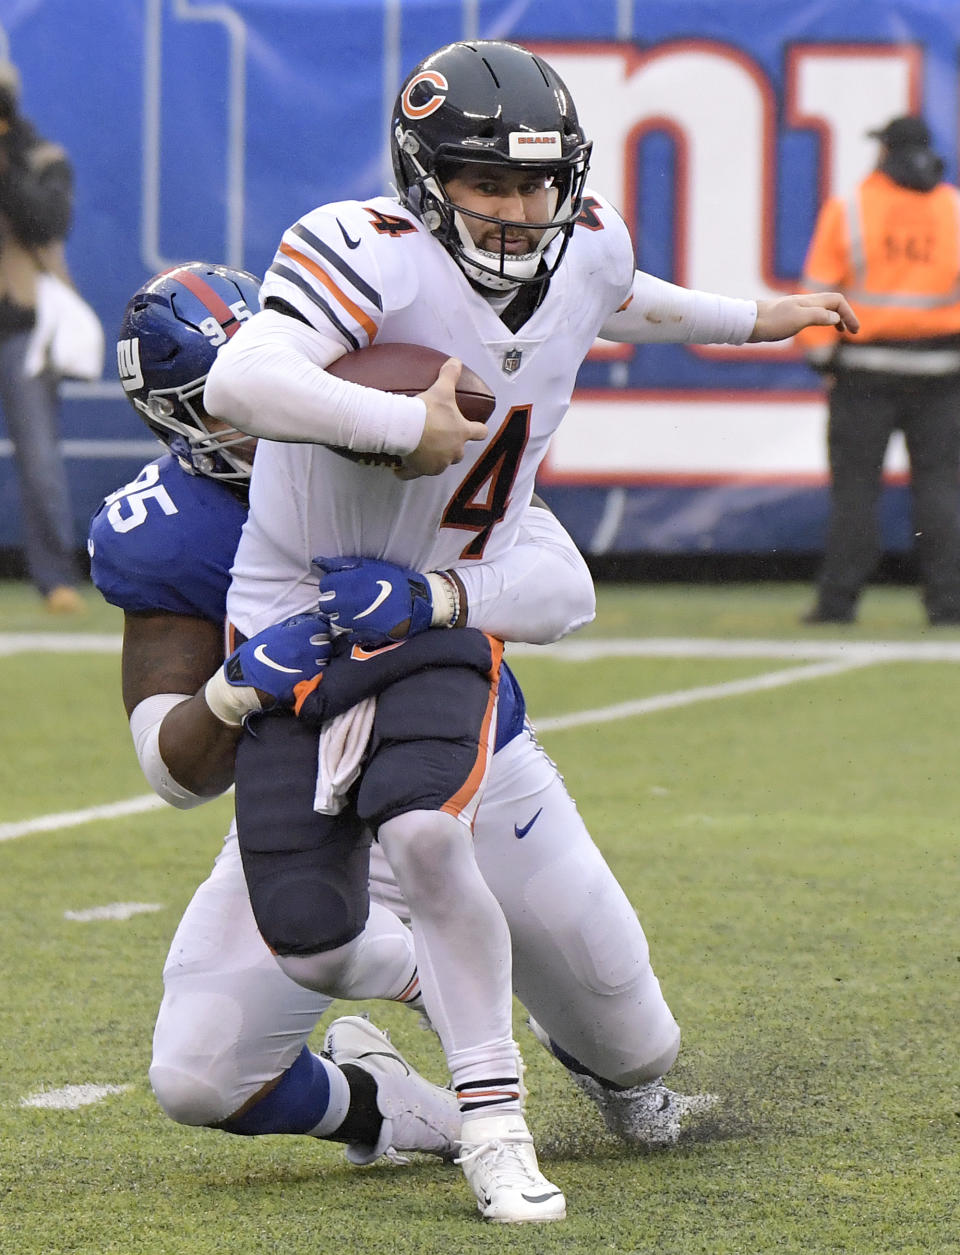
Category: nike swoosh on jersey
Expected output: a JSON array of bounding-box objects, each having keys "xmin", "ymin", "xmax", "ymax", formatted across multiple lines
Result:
[
  {"xmin": 514, "ymin": 808, "xmax": 543, "ymax": 839},
  {"xmin": 336, "ymin": 218, "xmax": 362, "ymax": 249},
  {"xmin": 253, "ymin": 644, "xmax": 302, "ymax": 674},
  {"xmin": 354, "ymin": 579, "xmax": 393, "ymax": 620}
]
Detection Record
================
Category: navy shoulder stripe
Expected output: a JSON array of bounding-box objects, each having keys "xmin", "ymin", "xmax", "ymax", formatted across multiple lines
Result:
[
  {"xmin": 291, "ymin": 222, "xmax": 383, "ymax": 310},
  {"xmin": 267, "ymin": 261, "xmax": 361, "ymax": 349}
]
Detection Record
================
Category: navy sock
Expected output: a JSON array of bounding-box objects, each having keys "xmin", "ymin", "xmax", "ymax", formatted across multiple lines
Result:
[{"xmin": 218, "ymin": 1046, "xmax": 334, "ymax": 1136}]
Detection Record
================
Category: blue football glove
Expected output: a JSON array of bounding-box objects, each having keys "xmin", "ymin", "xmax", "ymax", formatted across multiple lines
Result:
[
  {"xmin": 203, "ymin": 611, "xmax": 332, "ymax": 727},
  {"xmin": 312, "ymin": 555, "xmax": 454, "ymax": 648}
]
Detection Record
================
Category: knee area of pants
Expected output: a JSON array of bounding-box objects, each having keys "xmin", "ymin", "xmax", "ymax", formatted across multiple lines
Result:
[
  {"xmin": 259, "ymin": 880, "xmax": 361, "ymax": 957},
  {"xmin": 149, "ymin": 1063, "xmax": 232, "ymax": 1127},
  {"xmin": 613, "ymin": 1025, "xmax": 682, "ymax": 1087},
  {"xmin": 276, "ymin": 947, "xmax": 356, "ymax": 997},
  {"xmin": 379, "ymin": 811, "xmax": 470, "ymax": 883}
]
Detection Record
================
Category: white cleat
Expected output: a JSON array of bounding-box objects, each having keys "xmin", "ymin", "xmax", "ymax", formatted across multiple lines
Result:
[
  {"xmin": 569, "ymin": 1072, "xmax": 720, "ymax": 1149},
  {"xmin": 528, "ymin": 1016, "xmax": 719, "ymax": 1148},
  {"xmin": 323, "ymin": 1015, "xmax": 459, "ymax": 1164},
  {"xmin": 456, "ymin": 1112, "xmax": 566, "ymax": 1224}
]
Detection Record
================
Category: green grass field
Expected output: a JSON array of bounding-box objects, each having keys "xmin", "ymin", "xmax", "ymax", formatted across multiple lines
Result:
[{"xmin": 1, "ymin": 579, "xmax": 957, "ymax": 1254}]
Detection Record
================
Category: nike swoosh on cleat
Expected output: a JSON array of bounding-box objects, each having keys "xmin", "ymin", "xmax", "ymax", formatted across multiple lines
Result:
[
  {"xmin": 521, "ymin": 1191, "xmax": 563, "ymax": 1203},
  {"xmin": 337, "ymin": 218, "xmax": 362, "ymax": 249},
  {"xmin": 354, "ymin": 580, "xmax": 393, "ymax": 620},
  {"xmin": 253, "ymin": 644, "xmax": 302, "ymax": 674},
  {"xmin": 514, "ymin": 808, "xmax": 543, "ymax": 839}
]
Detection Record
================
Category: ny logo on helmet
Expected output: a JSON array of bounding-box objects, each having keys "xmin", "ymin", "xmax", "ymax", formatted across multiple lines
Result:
[{"xmin": 117, "ymin": 338, "xmax": 143, "ymax": 391}]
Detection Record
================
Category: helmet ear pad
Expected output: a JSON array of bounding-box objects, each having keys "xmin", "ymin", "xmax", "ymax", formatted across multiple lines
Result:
[{"xmin": 390, "ymin": 40, "xmax": 591, "ymax": 289}]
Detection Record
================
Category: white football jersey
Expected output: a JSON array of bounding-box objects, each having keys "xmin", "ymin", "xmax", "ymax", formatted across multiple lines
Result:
[{"xmin": 228, "ymin": 191, "xmax": 635, "ymax": 637}]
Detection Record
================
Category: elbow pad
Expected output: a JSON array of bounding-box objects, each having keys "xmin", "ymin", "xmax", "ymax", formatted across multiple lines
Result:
[{"xmin": 129, "ymin": 693, "xmax": 215, "ymax": 810}]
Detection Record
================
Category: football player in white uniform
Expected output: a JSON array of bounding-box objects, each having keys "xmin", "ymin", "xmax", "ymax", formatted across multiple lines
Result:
[
  {"xmin": 101, "ymin": 263, "xmax": 706, "ymax": 1225},
  {"xmin": 205, "ymin": 40, "xmax": 858, "ymax": 1222}
]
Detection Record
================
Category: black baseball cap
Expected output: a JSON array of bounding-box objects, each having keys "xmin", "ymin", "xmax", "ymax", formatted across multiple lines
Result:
[{"xmin": 867, "ymin": 116, "xmax": 932, "ymax": 149}]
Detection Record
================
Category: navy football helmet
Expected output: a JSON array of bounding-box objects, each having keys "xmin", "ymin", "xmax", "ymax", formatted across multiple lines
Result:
[
  {"xmin": 117, "ymin": 262, "xmax": 261, "ymax": 494},
  {"xmin": 391, "ymin": 41, "xmax": 591, "ymax": 291}
]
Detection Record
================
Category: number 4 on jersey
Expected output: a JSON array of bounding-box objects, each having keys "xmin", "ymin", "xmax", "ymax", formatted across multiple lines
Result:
[
  {"xmin": 441, "ymin": 406, "xmax": 530, "ymax": 558},
  {"xmin": 365, "ymin": 208, "xmax": 418, "ymax": 237}
]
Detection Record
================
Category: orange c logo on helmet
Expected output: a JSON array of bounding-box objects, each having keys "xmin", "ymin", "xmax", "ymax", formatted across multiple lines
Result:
[{"xmin": 401, "ymin": 71, "xmax": 449, "ymax": 120}]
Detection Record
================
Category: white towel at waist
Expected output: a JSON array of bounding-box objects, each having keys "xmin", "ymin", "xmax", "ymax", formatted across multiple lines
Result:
[{"xmin": 313, "ymin": 698, "xmax": 377, "ymax": 815}]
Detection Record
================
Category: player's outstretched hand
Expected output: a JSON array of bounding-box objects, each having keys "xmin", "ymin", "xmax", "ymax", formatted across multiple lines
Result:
[
  {"xmin": 397, "ymin": 358, "xmax": 487, "ymax": 480},
  {"xmin": 748, "ymin": 293, "xmax": 860, "ymax": 342},
  {"xmin": 313, "ymin": 555, "xmax": 437, "ymax": 647},
  {"xmin": 203, "ymin": 612, "xmax": 332, "ymax": 727}
]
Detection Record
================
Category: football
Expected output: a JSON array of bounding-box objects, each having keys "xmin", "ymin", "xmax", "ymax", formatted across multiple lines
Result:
[{"xmin": 323, "ymin": 342, "xmax": 496, "ymax": 467}]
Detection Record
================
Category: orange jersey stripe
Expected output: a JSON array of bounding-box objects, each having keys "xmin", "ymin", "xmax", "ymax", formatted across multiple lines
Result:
[
  {"xmin": 279, "ymin": 241, "xmax": 378, "ymax": 343},
  {"xmin": 441, "ymin": 635, "xmax": 504, "ymax": 821}
]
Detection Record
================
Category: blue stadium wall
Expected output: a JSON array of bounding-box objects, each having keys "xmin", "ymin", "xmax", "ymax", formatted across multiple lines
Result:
[{"xmin": 0, "ymin": 0, "xmax": 954, "ymax": 562}]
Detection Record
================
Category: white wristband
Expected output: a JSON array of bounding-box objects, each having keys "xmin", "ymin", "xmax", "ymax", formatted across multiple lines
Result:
[
  {"xmin": 425, "ymin": 571, "xmax": 459, "ymax": 628},
  {"xmin": 204, "ymin": 669, "xmax": 263, "ymax": 728}
]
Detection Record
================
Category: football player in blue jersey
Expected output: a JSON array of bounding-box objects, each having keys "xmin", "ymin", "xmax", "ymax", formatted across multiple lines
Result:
[
  {"xmin": 93, "ymin": 260, "xmax": 714, "ymax": 1224},
  {"xmin": 93, "ymin": 263, "xmax": 460, "ymax": 1164}
]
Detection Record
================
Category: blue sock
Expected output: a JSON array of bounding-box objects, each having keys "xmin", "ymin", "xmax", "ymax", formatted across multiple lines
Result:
[{"xmin": 218, "ymin": 1047, "xmax": 345, "ymax": 1136}]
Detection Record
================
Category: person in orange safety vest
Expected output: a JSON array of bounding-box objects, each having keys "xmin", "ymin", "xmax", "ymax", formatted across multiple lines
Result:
[{"xmin": 797, "ymin": 115, "xmax": 960, "ymax": 625}]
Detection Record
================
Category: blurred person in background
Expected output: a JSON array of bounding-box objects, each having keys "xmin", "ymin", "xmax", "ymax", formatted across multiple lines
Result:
[
  {"xmin": 0, "ymin": 58, "xmax": 81, "ymax": 613},
  {"xmin": 798, "ymin": 115, "xmax": 960, "ymax": 626}
]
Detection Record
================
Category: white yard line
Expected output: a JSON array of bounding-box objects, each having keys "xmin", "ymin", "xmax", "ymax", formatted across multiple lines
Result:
[
  {"xmin": 0, "ymin": 633, "xmax": 122, "ymax": 656},
  {"xmin": 20, "ymin": 1084, "xmax": 132, "ymax": 1110},
  {"xmin": 63, "ymin": 902, "xmax": 164, "ymax": 922},
  {"xmin": 1, "ymin": 631, "xmax": 951, "ymax": 841},
  {"xmin": 534, "ymin": 657, "xmax": 872, "ymax": 732},
  {"xmin": 0, "ymin": 794, "xmax": 171, "ymax": 842},
  {"xmin": 508, "ymin": 636, "xmax": 960, "ymax": 663},
  {"xmin": 5, "ymin": 631, "xmax": 960, "ymax": 661}
]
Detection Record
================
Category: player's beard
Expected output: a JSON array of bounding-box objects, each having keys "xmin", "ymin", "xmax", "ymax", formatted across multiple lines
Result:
[{"xmin": 478, "ymin": 226, "xmax": 542, "ymax": 256}]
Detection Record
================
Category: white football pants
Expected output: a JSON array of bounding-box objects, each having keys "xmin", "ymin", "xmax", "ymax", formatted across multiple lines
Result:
[{"xmin": 150, "ymin": 724, "xmax": 679, "ymax": 1125}]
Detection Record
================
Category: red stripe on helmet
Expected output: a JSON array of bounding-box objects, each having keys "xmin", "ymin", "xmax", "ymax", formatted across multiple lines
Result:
[{"xmin": 174, "ymin": 267, "xmax": 243, "ymax": 338}]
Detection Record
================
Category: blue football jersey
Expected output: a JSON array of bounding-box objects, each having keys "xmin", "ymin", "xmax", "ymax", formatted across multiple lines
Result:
[
  {"xmin": 494, "ymin": 664, "xmax": 526, "ymax": 750},
  {"xmin": 88, "ymin": 455, "xmax": 246, "ymax": 623}
]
